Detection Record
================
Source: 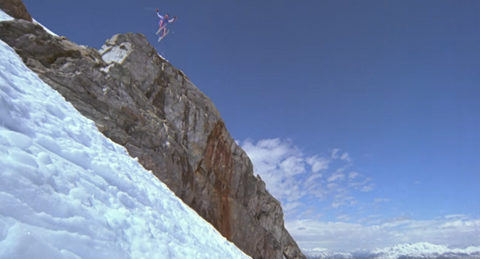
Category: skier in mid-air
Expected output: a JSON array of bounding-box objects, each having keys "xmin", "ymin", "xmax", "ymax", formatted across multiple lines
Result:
[{"xmin": 156, "ymin": 9, "xmax": 177, "ymax": 41}]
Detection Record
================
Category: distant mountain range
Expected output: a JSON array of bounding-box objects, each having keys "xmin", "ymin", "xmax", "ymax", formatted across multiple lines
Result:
[{"xmin": 303, "ymin": 242, "xmax": 480, "ymax": 259}]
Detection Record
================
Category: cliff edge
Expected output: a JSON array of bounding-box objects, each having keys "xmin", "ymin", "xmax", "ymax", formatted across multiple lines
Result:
[
  {"xmin": 0, "ymin": 0, "xmax": 32, "ymax": 22},
  {"xmin": 0, "ymin": 7, "xmax": 305, "ymax": 259}
]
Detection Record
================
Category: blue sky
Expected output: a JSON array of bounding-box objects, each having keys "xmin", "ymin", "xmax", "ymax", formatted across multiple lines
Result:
[{"xmin": 22, "ymin": 0, "xmax": 480, "ymax": 251}]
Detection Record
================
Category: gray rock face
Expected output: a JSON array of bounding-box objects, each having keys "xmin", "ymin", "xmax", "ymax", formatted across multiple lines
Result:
[
  {"xmin": 0, "ymin": 0, "xmax": 32, "ymax": 21},
  {"xmin": 0, "ymin": 18, "xmax": 306, "ymax": 259}
]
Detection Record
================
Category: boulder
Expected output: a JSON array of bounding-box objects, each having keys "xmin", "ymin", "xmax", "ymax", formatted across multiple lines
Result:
[{"xmin": 0, "ymin": 0, "xmax": 32, "ymax": 21}]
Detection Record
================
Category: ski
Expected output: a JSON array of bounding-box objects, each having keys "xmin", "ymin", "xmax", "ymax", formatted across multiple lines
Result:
[
  {"xmin": 158, "ymin": 30, "xmax": 170, "ymax": 42},
  {"xmin": 156, "ymin": 25, "xmax": 166, "ymax": 35}
]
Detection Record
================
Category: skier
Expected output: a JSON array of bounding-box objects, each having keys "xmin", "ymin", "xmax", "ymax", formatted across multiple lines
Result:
[{"xmin": 156, "ymin": 9, "xmax": 177, "ymax": 41}]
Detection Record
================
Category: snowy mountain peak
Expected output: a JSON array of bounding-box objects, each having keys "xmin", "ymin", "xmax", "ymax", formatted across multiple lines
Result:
[
  {"xmin": 302, "ymin": 248, "xmax": 353, "ymax": 259},
  {"xmin": 371, "ymin": 242, "xmax": 480, "ymax": 259},
  {"xmin": 303, "ymin": 242, "xmax": 480, "ymax": 259},
  {"xmin": 372, "ymin": 242, "xmax": 451, "ymax": 256}
]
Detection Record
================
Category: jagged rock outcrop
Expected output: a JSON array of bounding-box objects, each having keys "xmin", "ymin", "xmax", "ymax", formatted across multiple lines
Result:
[
  {"xmin": 0, "ymin": 0, "xmax": 32, "ymax": 21},
  {"xmin": 0, "ymin": 12, "xmax": 306, "ymax": 259}
]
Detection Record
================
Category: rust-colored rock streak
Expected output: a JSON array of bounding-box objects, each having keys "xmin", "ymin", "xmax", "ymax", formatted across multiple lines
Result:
[{"xmin": 202, "ymin": 121, "xmax": 233, "ymax": 238}]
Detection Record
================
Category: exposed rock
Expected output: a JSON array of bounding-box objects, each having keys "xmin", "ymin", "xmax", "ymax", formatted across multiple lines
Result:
[
  {"xmin": 0, "ymin": 17, "xmax": 306, "ymax": 259},
  {"xmin": 0, "ymin": 0, "xmax": 32, "ymax": 21}
]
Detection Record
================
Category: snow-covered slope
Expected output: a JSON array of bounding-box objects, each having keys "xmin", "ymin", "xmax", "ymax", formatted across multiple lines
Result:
[
  {"xmin": 0, "ymin": 10, "xmax": 249, "ymax": 259},
  {"xmin": 32, "ymin": 18, "xmax": 58, "ymax": 36},
  {"xmin": 0, "ymin": 8, "xmax": 11, "ymax": 21}
]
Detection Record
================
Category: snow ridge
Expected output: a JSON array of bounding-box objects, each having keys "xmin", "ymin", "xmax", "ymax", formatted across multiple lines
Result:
[
  {"xmin": 370, "ymin": 242, "xmax": 480, "ymax": 259},
  {"xmin": 303, "ymin": 242, "xmax": 480, "ymax": 259},
  {"xmin": 0, "ymin": 9, "xmax": 249, "ymax": 259},
  {"xmin": 302, "ymin": 248, "xmax": 353, "ymax": 259}
]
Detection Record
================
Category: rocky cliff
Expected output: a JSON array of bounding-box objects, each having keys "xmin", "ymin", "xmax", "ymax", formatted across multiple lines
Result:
[
  {"xmin": 0, "ymin": 4, "xmax": 305, "ymax": 259},
  {"xmin": 0, "ymin": 0, "xmax": 32, "ymax": 22}
]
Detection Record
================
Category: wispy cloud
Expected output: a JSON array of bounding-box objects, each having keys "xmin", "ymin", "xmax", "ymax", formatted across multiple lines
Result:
[
  {"xmin": 336, "ymin": 214, "xmax": 351, "ymax": 221},
  {"xmin": 241, "ymin": 138, "xmax": 480, "ymax": 252},
  {"xmin": 374, "ymin": 198, "xmax": 389, "ymax": 204},
  {"xmin": 327, "ymin": 172, "xmax": 345, "ymax": 182},
  {"xmin": 360, "ymin": 183, "xmax": 375, "ymax": 192},
  {"xmin": 306, "ymin": 156, "xmax": 329, "ymax": 173},
  {"xmin": 287, "ymin": 216, "xmax": 480, "ymax": 251},
  {"xmin": 444, "ymin": 214, "xmax": 472, "ymax": 221},
  {"xmin": 348, "ymin": 171, "xmax": 360, "ymax": 179},
  {"xmin": 340, "ymin": 152, "xmax": 352, "ymax": 162},
  {"xmin": 240, "ymin": 138, "xmax": 374, "ymax": 215}
]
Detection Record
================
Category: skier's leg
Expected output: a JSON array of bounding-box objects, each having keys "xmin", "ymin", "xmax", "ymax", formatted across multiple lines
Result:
[{"xmin": 157, "ymin": 21, "xmax": 164, "ymax": 34}]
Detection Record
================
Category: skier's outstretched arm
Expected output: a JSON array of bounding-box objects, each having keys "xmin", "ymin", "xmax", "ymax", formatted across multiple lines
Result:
[
  {"xmin": 168, "ymin": 16, "xmax": 177, "ymax": 23},
  {"xmin": 156, "ymin": 9, "xmax": 163, "ymax": 19}
]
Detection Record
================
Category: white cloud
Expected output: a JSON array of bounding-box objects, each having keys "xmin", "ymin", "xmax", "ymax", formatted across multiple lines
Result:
[
  {"xmin": 305, "ymin": 173, "xmax": 322, "ymax": 185},
  {"xmin": 287, "ymin": 217, "xmax": 480, "ymax": 251},
  {"xmin": 331, "ymin": 202, "xmax": 343, "ymax": 208},
  {"xmin": 445, "ymin": 214, "xmax": 468, "ymax": 220},
  {"xmin": 374, "ymin": 198, "xmax": 389, "ymax": 204},
  {"xmin": 327, "ymin": 172, "xmax": 345, "ymax": 182},
  {"xmin": 329, "ymin": 193, "xmax": 356, "ymax": 209},
  {"xmin": 348, "ymin": 171, "xmax": 360, "ymax": 179},
  {"xmin": 241, "ymin": 138, "xmax": 306, "ymax": 202},
  {"xmin": 340, "ymin": 152, "xmax": 351, "ymax": 162},
  {"xmin": 360, "ymin": 183, "xmax": 375, "ymax": 192},
  {"xmin": 241, "ymin": 138, "xmax": 375, "ymax": 219},
  {"xmin": 239, "ymin": 137, "xmax": 474, "ymax": 252},
  {"xmin": 327, "ymin": 182, "xmax": 339, "ymax": 189},
  {"xmin": 280, "ymin": 156, "xmax": 305, "ymax": 177},
  {"xmin": 283, "ymin": 202, "xmax": 303, "ymax": 212},
  {"xmin": 359, "ymin": 214, "xmax": 383, "ymax": 224},
  {"xmin": 336, "ymin": 214, "xmax": 351, "ymax": 221},
  {"xmin": 306, "ymin": 156, "xmax": 330, "ymax": 173},
  {"xmin": 331, "ymin": 149, "xmax": 340, "ymax": 159},
  {"xmin": 348, "ymin": 176, "xmax": 374, "ymax": 192}
]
